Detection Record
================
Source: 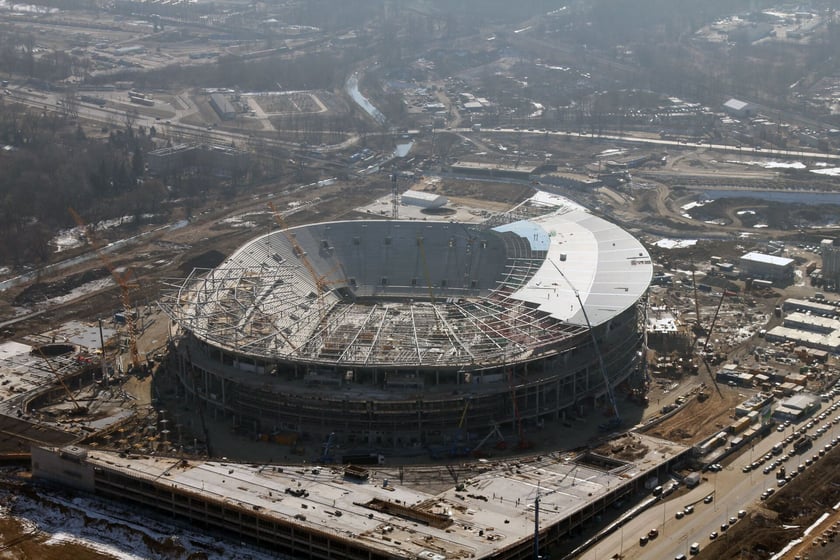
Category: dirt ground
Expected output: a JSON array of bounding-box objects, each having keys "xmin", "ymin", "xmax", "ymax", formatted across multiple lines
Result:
[{"xmin": 644, "ymin": 385, "xmax": 745, "ymax": 445}]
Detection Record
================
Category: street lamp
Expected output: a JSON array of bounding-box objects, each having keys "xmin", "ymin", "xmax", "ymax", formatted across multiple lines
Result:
[{"xmin": 619, "ymin": 523, "xmax": 624, "ymax": 558}]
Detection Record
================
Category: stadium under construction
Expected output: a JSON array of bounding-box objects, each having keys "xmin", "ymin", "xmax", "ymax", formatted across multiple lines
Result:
[{"xmin": 159, "ymin": 206, "xmax": 652, "ymax": 456}]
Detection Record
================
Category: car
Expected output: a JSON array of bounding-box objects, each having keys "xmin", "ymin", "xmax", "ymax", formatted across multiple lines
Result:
[
  {"xmin": 738, "ymin": 510, "xmax": 747, "ymax": 518},
  {"xmin": 777, "ymin": 424, "xmax": 786, "ymax": 432},
  {"xmin": 721, "ymin": 523, "xmax": 729, "ymax": 532},
  {"xmin": 704, "ymin": 495, "xmax": 714, "ymax": 504},
  {"xmin": 778, "ymin": 478, "xmax": 787, "ymax": 487},
  {"xmin": 684, "ymin": 505, "xmax": 694, "ymax": 515},
  {"xmin": 742, "ymin": 464, "xmax": 752, "ymax": 473},
  {"xmin": 709, "ymin": 531, "xmax": 718, "ymax": 540},
  {"xmin": 729, "ymin": 516, "xmax": 738, "ymax": 525},
  {"xmin": 639, "ymin": 535, "xmax": 649, "ymax": 546},
  {"xmin": 690, "ymin": 542, "xmax": 701, "ymax": 555},
  {"xmin": 648, "ymin": 528, "xmax": 659, "ymax": 539},
  {"xmin": 763, "ymin": 466, "xmax": 772, "ymax": 474},
  {"xmin": 675, "ymin": 510, "xmax": 685, "ymax": 519}
]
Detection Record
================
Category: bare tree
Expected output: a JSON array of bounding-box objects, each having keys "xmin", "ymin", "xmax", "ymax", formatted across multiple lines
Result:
[
  {"xmin": 61, "ymin": 86, "xmax": 79, "ymax": 119},
  {"xmin": 124, "ymin": 107, "xmax": 139, "ymax": 132}
]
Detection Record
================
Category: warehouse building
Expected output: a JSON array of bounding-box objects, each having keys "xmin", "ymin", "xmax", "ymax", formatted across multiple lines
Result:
[
  {"xmin": 739, "ymin": 252, "xmax": 794, "ymax": 285},
  {"xmin": 401, "ymin": 189, "xmax": 448, "ymax": 209}
]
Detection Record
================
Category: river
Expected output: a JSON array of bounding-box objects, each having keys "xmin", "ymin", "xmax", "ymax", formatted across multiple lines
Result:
[{"xmin": 346, "ymin": 73, "xmax": 386, "ymax": 125}]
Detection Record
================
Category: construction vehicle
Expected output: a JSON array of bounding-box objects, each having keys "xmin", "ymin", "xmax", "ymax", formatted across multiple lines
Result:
[{"xmin": 69, "ymin": 208, "xmax": 140, "ymax": 370}]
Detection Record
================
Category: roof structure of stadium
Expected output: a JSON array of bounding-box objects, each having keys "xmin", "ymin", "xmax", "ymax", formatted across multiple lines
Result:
[{"xmin": 159, "ymin": 207, "xmax": 652, "ymax": 372}]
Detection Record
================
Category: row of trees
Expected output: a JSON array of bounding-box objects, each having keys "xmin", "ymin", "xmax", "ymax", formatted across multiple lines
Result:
[{"xmin": 0, "ymin": 99, "xmax": 163, "ymax": 267}]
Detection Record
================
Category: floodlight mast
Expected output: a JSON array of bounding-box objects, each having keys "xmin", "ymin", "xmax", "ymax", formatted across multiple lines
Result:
[{"xmin": 548, "ymin": 259, "xmax": 621, "ymax": 426}]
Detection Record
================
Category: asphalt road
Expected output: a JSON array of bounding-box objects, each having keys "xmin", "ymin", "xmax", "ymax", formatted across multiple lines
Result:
[{"xmin": 580, "ymin": 392, "xmax": 840, "ymax": 560}]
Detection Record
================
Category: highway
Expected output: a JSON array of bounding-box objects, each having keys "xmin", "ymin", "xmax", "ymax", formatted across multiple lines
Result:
[
  {"xmin": 579, "ymin": 392, "xmax": 840, "ymax": 560},
  {"xmin": 6, "ymin": 85, "xmax": 838, "ymax": 166}
]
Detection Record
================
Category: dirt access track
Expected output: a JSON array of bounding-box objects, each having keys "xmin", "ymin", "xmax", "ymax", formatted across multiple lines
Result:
[{"xmin": 643, "ymin": 384, "xmax": 744, "ymax": 445}]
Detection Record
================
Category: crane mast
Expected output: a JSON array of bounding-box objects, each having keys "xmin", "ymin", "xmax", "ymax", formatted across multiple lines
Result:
[{"xmin": 69, "ymin": 208, "xmax": 140, "ymax": 369}]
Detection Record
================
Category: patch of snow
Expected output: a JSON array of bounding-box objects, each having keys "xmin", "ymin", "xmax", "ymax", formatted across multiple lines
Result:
[
  {"xmin": 736, "ymin": 209, "xmax": 756, "ymax": 216},
  {"xmin": 812, "ymin": 167, "xmax": 840, "ymax": 176},
  {"xmin": 44, "ymin": 533, "xmax": 150, "ymax": 560},
  {"xmin": 3, "ymin": 483, "xmax": 282, "ymax": 560},
  {"xmin": 46, "ymin": 277, "xmax": 114, "ymax": 306},
  {"xmin": 681, "ymin": 199, "xmax": 713, "ymax": 211},
  {"xmin": 599, "ymin": 148, "xmax": 625, "ymax": 157},
  {"xmin": 52, "ymin": 229, "xmax": 85, "ymax": 253},
  {"xmin": 727, "ymin": 159, "xmax": 806, "ymax": 169},
  {"xmin": 654, "ymin": 238, "xmax": 697, "ymax": 249},
  {"xmin": 529, "ymin": 190, "xmax": 585, "ymax": 210}
]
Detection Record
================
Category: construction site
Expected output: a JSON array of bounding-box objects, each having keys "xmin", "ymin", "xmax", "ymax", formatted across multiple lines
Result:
[{"xmin": 0, "ymin": 131, "xmax": 839, "ymax": 559}]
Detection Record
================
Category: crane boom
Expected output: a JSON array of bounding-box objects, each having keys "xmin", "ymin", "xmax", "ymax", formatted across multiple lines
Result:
[
  {"xmin": 701, "ymin": 289, "xmax": 732, "ymax": 358},
  {"xmin": 35, "ymin": 347, "xmax": 87, "ymax": 415},
  {"xmin": 69, "ymin": 208, "xmax": 140, "ymax": 369},
  {"xmin": 549, "ymin": 259, "xmax": 621, "ymax": 427}
]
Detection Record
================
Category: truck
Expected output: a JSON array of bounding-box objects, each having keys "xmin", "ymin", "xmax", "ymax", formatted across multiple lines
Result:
[
  {"xmin": 343, "ymin": 464, "xmax": 370, "ymax": 481},
  {"xmin": 684, "ymin": 471, "xmax": 702, "ymax": 488}
]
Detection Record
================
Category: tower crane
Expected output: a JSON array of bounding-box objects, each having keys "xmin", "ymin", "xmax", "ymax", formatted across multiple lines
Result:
[
  {"xmin": 548, "ymin": 259, "xmax": 621, "ymax": 430},
  {"xmin": 69, "ymin": 208, "xmax": 141, "ymax": 370}
]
